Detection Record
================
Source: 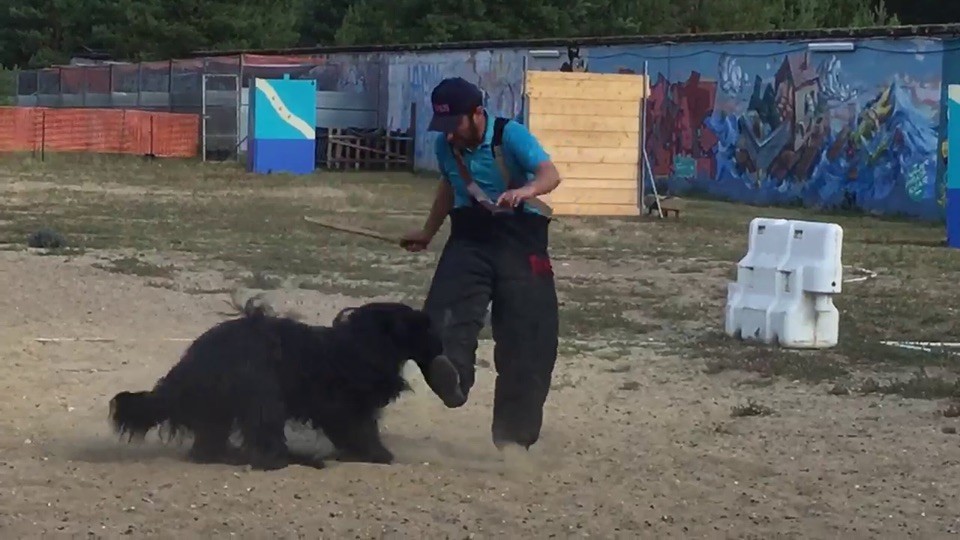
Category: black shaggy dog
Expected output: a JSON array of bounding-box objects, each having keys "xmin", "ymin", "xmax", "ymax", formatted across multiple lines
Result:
[{"xmin": 108, "ymin": 301, "xmax": 450, "ymax": 470}]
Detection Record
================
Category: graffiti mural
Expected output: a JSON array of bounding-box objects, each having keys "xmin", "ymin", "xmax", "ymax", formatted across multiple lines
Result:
[
  {"xmin": 386, "ymin": 50, "xmax": 525, "ymax": 170},
  {"xmin": 589, "ymin": 39, "xmax": 945, "ymax": 220}
]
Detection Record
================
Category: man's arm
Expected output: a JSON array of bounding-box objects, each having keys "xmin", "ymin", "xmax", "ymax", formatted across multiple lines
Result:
[
  {"xmin": 501, "ymin": 121, "xmax": 562, "ymax": 197},
  {"xmin": 423, "ymin": 177, "xmax": 454, "ymax": 237},
  {"xmin": 423, "ymin": 136, "xmax": 455, "ymax": 238}
]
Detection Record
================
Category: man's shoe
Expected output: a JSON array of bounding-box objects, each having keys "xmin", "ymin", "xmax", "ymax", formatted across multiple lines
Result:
[{"xmin": 426, "ymin": 355, "xmax": 468, "ymax": 408}]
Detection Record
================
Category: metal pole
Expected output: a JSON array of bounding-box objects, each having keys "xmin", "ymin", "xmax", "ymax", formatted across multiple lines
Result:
[
  {"xmin": 639, "ymin": 60, "xmax": 648, "ymax": 212},
  {"xmin": 237, "ymin": 55, "xmax": 244, "ymax": 161},
  {"xmin": 40, "ymin": 109, "xmax": 46, "ymax": 161},
  {"xmin": 234, "ymin": 73, "xmax": 241, "ymax": 162},
  {"xmin": 201, "ymin": 73, "xmax": 207, "ymax": 162},
  {"xmin": 136, "ymin": 62, "xmax": 142, "ymax": 108},
  {"xmin": 520, "ymin": 54, "xmax": 529, "ymax": 124},
  {"xmin": 167, "ymin": 60, "xmax": 173, "ymax": 113}
]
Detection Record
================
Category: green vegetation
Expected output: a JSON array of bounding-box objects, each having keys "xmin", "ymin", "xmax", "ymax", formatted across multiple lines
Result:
[{"xmin": 0, "ymin": 0, "xmax": 912, "ymax": 68}]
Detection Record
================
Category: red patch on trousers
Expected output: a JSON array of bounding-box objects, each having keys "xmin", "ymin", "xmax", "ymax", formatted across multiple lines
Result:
[{"xmin": 528, "ymin": 254, "xmax": 553, "ymax": 277}]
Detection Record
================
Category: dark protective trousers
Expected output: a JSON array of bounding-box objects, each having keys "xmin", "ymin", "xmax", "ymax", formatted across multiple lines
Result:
[{"xmin": 422, "ymin": 206, "xmax": 559, "ymax": 448}]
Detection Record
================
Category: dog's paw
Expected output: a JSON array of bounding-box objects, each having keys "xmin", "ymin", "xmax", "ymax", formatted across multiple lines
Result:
[
  {"xmin": 287, "ymin": 451, "xmax": 327, "ymax": 469},
  {"xmin": 248, "ymin": 455, "xmax": 290, "ymax": 471},
  {"xmin": 333, "ymin": 449, "xmax": 393, "ymax": 465},
  {"xmin": 368, "ymin": 449, "xmax": 394, "ymax": 465}
]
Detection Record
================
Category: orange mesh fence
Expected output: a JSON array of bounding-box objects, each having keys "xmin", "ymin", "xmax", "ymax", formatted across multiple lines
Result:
[{"xmin": 0, "ymin": 106, "xmax": 199, "ymax": 157}]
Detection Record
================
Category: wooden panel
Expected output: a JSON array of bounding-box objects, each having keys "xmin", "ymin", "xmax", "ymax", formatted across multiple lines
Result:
[
  {"xmin": 529, "ymin": 114, "xmax": 637, "ymax": 133},
  {"xmin": 551, "ymin": 203, "xmax": 640, "ymax": 216},
  {"xmin": 530, "ymin": 98, "xmax": 640, "ymax": 118},
  {"xmin": 554, "ymin": 162, "xmax": 637, "ymax": 180},
  {"xmin": 548, "ymin": 146, "xmax": 639, "ymax": 164},
  {"xmin": 546, "ymin": 187, "xmax": 638, "ymax": 205},
  {"xmin": 526, "ymin": 82, "xmax": 645, "ymax": 101},
  {"xmin": 527, "ymin": 70, "xmax": 648, "ymax": 82},
  {"xmin": 537, "ymin": 131, "xmax": 639, "ymax": 149},
  {"xmin": 526, "ymin": 70, "xmax": 649, "ymax": 101},
  {"xmin": 524, "ymin": 70, "xmax": 646, "ymax": 217},
  {"xmin": 555, "ymin": 178, "xmax": 639, "ymax": 189}
]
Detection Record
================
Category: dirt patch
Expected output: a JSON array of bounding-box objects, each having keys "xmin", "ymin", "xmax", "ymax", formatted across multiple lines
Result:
[{"xmin": 0, "ymin": 155, "xmax": 959, "ymax": 536}]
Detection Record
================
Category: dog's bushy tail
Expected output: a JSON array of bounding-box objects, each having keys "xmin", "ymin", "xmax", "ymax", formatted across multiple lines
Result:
[{"xmin": 109, "ymin": 390, "xmax": 168, "ymax": 441}]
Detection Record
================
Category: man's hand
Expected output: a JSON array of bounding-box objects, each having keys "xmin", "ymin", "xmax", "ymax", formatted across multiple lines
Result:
[
  {"xmin": 400, "ymin": 228, "xmax": 433, "ymax": 252},
  {"xmin": 497, "ymin": 185, "xmax": 536, "ymax": 208}
]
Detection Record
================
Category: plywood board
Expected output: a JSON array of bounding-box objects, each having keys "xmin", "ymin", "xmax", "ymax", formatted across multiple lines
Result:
[
  {"xmin": 531, "ymin": 98, "xmax": 641, "ymax": 118},
  {"xmin": 524, "ymin": 70, "xmax": 648, "ymax": 217},
  {"xmin": 545, "ymin": 187, "xmax": 638, "ymax": 205},
  {"xmin": 550, "ymin": 203, "xmax": 640, "ymax": 216},
  {"xmin": 551, "ymin": 178, "xmax": 639, "ymax": 189},
  {"xmin": 548, "ymin": 146, "xmax": 639, "ymax": 164},
  {"xmin": 553, "ymin": 162, "xmax": 638, "ymax": 180},
  {"xmin": 526, "ymin": 71, "xmax": 649, "ymax": 101},
  {"xmin": 529, "ymin": 114, "xmax": 638, "ymax": 133},
  {"xmin": 527, "ymin": 70, "xmax": 649, "ymax": 82},
  {"xmin": 537, "ymin": 131, "xmax": 639, "ymax": 149},
  {"xmin": 526, "ymin": 83, "xmax": 644, "ymax": 101}
]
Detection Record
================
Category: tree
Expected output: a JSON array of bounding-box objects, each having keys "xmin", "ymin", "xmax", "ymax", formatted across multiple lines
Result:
[{"xmin": 0, "ymin": 0, "xmax": 915, "ymax": 69}]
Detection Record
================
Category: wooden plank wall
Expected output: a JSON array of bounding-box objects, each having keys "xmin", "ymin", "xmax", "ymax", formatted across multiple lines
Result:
[{"xmin": 524, "ymin": 70, "xmax": 648, "ymax": 216}]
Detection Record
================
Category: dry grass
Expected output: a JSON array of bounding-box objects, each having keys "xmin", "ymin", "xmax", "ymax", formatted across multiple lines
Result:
[{"xmin": 1, "ymin": 152, "xmax": 959, "ymax": 399}]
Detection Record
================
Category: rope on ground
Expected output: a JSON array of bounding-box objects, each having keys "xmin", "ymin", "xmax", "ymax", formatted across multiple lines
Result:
[
  {"xmin": 843, "ymin": 266, "xmax": 877, "ymax": 283},
  {"xmin": 880, "ymin": 341, "xmax": 960, "ymax": 353}
]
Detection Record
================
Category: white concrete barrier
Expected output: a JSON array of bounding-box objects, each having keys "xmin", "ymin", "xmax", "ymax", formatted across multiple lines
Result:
[{"xmin": 724, "ymin": 217, "xmax": 843, "ymax": 349}]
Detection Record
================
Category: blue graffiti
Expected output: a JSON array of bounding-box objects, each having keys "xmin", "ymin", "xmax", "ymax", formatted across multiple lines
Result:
[
  {"xmin": 805, "ymin": 80, "xmax": 939, "ymax": 213},
  {"xmin": 591, "ymin": 39, "xmax": 944, "ymax": 220}
]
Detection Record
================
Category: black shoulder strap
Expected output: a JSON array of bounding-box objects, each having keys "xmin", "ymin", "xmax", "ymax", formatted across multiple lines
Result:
[
  {"xmin": 489, "ymin": 116, "xmax": 554, "ymax": 218},
  {"xmin": 491, "ymin": 117, "xmax": 510, "ymax": 158}
]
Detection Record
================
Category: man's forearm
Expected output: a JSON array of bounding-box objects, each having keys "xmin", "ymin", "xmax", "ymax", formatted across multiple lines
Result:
[
  {"xmin": 424, "ymin": 179, "xmax": 454, "ymax": 236},
  {"xmin": 526, "ymin": 161, "xmax": 562, "ymax": 196}
]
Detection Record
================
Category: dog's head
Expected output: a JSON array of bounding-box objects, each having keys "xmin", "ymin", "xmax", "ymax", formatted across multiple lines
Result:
[{"xmin": 333, "ymin": 302, "xmax": 444, "ymax": 368}]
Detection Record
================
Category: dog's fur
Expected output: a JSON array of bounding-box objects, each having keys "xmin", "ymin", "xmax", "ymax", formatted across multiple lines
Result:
[{"xmin": 108, "ymin": 302, "xmax": 443, "ymax": 470}]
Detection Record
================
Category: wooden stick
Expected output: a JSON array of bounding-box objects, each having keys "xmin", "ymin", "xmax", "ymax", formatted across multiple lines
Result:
[
  {"xmin": 35, "ymin": 337, "xmax": 193, "ymax": 343},
  {"xmin": 326, "ymin": 137, "xmax": 408, "ymax": 159},
  {"xmin": 303, "ymin": 216, "xmax": 398, "ymax": 244}
]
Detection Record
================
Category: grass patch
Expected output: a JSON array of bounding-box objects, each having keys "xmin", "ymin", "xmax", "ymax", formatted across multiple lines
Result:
[
  {"xmin": 697, "ymin": 331, "xmax": 848, "ymax": 383},
  {"xmin": 731, "ymin": 398, "xmax": 775, "ymax": 417},
  {"xmin": 858, "ymin": 371, "xmax": 960, "ymax": 400},
  {"xmin": 94, "ymin": 256, "xmax": 177, "ymax": 278}
]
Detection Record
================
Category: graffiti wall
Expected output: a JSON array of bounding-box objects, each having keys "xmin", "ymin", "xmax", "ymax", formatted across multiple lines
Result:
[
  {"xmin": 587, "ymin": 38, "xmax": 946, "ymax": 220},
  {"xmin": 385, "ymin": 49, "xmax": 526, "ymax": 170}
]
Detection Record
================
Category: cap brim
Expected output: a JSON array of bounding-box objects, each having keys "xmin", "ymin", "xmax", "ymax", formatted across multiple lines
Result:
[{"xmin": 428, "ymin": 114, "xmax": 461, "ymax": 133}]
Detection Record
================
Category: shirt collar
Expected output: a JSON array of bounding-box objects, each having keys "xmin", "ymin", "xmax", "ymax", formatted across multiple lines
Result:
[{"xmin": 462, "ymin": 111, "xmax": 493, "ymax": 153}]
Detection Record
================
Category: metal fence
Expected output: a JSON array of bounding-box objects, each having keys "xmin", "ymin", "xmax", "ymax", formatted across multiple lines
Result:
[{"xmin": 14, "ymin": 54, "xmax": 388, "ymax": 161}]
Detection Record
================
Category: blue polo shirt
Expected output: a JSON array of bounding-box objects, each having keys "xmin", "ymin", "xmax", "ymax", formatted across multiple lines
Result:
[{"xmin": 434, "ymin": 113, "xmax": 551, "ymax": 215}]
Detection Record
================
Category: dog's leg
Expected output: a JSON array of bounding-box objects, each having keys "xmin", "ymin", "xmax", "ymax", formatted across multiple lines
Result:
[
  {"xmin": 322, "ymin": 413, "xmax": 393, "ymax": 465},
  {"xmin": 237, "ymin": 384, "xmax": 294, "ymax": 471},
  {"xmin": 187, "ymin": 423, "xmax": 236, "ymax": 465}
]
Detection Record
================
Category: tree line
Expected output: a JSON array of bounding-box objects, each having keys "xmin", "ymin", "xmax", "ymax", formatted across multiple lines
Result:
[{"xmin": 0, "ymin": 0, "xmax": 954, "ymax": 69}]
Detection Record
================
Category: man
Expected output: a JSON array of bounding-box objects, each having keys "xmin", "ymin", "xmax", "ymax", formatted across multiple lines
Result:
[{"xmin": 400, "ymin": 77, "xmax": 562, "ymax": 451}]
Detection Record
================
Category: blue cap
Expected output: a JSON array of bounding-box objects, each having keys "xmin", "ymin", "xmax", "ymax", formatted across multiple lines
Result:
[{"xmin": 428, "ymin": 77, "xmax": 484, "ymax": 133}]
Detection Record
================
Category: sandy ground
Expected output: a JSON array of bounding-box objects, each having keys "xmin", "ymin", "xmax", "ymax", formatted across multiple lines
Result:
[{"xmin": 0, "ymin": 249, "xmax": 959, "ymax": 539}]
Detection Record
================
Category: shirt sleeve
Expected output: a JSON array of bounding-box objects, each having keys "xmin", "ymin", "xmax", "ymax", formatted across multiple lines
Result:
[{"xmin": 501, "ymin": 120, "xmax": 551, "ymax": 175}]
